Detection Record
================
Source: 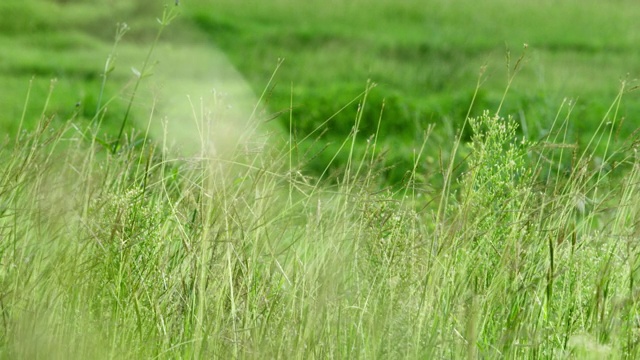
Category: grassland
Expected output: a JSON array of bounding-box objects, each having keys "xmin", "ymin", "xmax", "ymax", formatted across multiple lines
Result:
[
  {"xmin": 2, "ymin": 0, "xmax": 640, "ymax": 359},
  {"xmin": 3, "ymin": 0, "xmax": 640, "ymax": 180}
]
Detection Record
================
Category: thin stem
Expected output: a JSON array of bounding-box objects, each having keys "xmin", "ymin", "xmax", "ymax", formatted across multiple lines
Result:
[{"xmin": 112, "ymin": 6, "xmax": 180, "ymax": 154}]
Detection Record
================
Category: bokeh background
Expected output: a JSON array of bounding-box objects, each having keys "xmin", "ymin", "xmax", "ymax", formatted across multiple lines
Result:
[{"xmin": 1, "ymin": 0, "xmax": 639, "ymax": 181}]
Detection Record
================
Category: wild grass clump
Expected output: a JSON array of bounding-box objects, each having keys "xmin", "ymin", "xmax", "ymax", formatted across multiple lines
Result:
[
  {"xmin": 2, "ymin": 74, "xmax": 640, "ymax": 359},
  {"xmin": 3, "ymin": 6, "xmax": 640, "ymax": 360}
]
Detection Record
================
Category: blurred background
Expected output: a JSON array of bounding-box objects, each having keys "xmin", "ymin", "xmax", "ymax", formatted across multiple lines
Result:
[{"xmin": 1, "ymin": 0, "xmax": 639, "ymax": 182}]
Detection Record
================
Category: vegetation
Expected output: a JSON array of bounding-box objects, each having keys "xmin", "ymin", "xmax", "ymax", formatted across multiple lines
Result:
[
  {"xmin": 3, "ymin": 0, "xmax": 640, "ymax": 180},
  {"xmin": 1, "ymin": 0, "xmax": 640, "ymax": 359}
]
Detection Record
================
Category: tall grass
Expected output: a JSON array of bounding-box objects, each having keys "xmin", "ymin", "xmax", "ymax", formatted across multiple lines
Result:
[{"xmin": 2, "ymin": 9, "xmax": 640, "ymax": 360}]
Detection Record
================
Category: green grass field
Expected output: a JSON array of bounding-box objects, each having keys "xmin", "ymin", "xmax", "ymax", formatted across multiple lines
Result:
[
  {"xmin": 3, "ymin": 0, "xmax": 640, "ymax": 180},
  {"xmin": 2, "ymin": 0, "xmax": 640, "ymax": 358}
]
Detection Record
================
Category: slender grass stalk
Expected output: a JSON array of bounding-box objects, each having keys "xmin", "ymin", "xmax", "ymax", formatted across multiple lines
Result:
[
  {"xmin": 343, "ymin": 80, "xmax": 375, "ymax": 190},
  {"xmin": 95, "ymin": 22, "xmax": 130, "ymax": 120},
  {"xmin": 496, "ymin": 43, "xmax": 528, "ymax": 116},
  {"xmin": 112, "ymin": 5, "xmax": 180, "ymax": 154},
  {"xmin": 15, "ymin": 76, "xmax": 34, "ymax": 145},
  {"xmin": 434, "ymin": 63, "xmax": 486, "ymax": 243}
]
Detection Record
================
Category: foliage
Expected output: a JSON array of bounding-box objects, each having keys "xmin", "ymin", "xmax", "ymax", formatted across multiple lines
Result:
[{"xmin": 2, "ymin": 1, "xmax": 640, "ymax": 359}]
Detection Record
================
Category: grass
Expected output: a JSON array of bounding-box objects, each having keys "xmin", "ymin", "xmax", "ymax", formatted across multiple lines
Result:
[
  {"xmin": 2, "ymin": 72, "xmax": 640, "ymax": 358},
  {"xmin": 184, "ymin": 0, "xmax": 640, "ymax": 146},
  {"xmin": 3, "ymin": 1, "xmax": 640, "ymax": 358},
  {"xmin": 3, "ymin": 0, "xmax": 640, "ymax": 181}
]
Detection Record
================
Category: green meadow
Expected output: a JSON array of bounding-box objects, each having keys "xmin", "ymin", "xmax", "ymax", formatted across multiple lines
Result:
[{"xmin": 1, "ymin": 0, "xmax": 640, "ymax": 358}]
